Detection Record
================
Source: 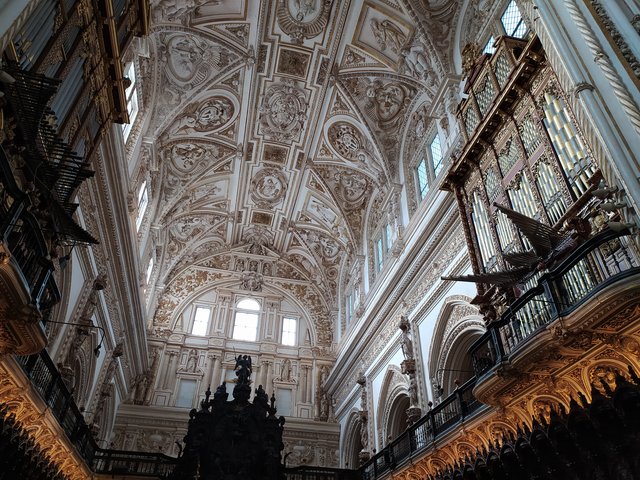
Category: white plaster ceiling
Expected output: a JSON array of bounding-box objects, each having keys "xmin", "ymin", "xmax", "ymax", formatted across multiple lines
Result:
[{"xmin": 138, "ymin": 0, "xmax": 472, "ymax": 343}]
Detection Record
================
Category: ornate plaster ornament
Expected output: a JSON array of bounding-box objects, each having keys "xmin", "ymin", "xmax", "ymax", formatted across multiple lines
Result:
[
  {"xmin": 367, "ymin": 80, "xmax": 413, "ymax": 128},
  {"xmin": 327, "ymin": 122, "xmax": 365, "ymax": 161},
  {"xmin": 259, "ymin": 80, "xmax": 308, "ymax": 142},
  {"xmin": 276, "ymin": 0, "xmax": 333, "ymax": 44},
  {"xmin": 370, "ymin": 17, "xmax": 407, "ymax": 56},
  {"xmin": 242, "ymin": 224, "xmax": 275, "ymax": 255},
  {"xmin": 400, "ymin": 42, "xmax": 434, "ymax": 80},
  {"xmin": 166, "ymin": 142, "xmax": 212, "ymax": 173},
  {"xmin": 332, "ymin": 170, "xmax": 371, "ymax": 207},
  {"xmin": 168, "ymin": 96, "xmax": 235, "ymax": 135},
  {"xmin": 151, "ymin": 0, "xmax": 220, "ymax": 23},
  {"xmin": 461, "ymin": 42, "xmax": 482, "ymax": 76},
  {"xmin": 250, "ymin": 168, "xmax": 288, "ymax": 208},
  {"xmin": 161, "ymin": 33, "xmax": 225, "ymax": 87},
  {"xmin": 241, "ymin": 270, "xmax": 264, "ymax": 292}
]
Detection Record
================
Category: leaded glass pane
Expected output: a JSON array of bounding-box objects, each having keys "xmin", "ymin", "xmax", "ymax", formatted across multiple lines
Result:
[
  {"xmin": 484, "ymin": 167, "xmax": 500, "ymax": 202},
  {"xmin": 431, "ymin": 136, "xmax": 444, "ymax": 176},
  {"xmin": 464, "ymin": 106, "xmax": 479, "ymax": 136},
  {"xmin": 502, "ymin": 1, "xmax": 527, "ymax": 38},
  {"xmin": 475, "ymin": 75, "xmax": 495, "ymax": 116},
  {"xmin": 483, "ymin": 36, "xmax": 496, "ymax": 55},
  {"xmin": 520, "ymin": 115, "xmax": 541, "ymax": 156},
  {"xmin": 494, "ymin": 54, "xmax": 511, "ymax": 87},
  {"xmin": 498, "ymin": 138, "xmax": 519, "ymax": 175},
  {"xmin": 417, "ymin": 158, "xmax": 429, "ymax": 199}
]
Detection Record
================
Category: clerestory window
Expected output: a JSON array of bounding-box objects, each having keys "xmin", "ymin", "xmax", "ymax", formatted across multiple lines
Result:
[{"xmin": 233, "ymin": 298, "xmax": 260, "ymax": 341}]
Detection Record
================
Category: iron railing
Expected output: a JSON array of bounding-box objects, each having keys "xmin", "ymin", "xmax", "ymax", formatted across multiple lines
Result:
[
  {"xmin": 0, "ymin": 144, "xmax": 60, "ymax": 314},
  {"xmin": 470, "ymin": 228, "xmax": 640, "ymax": 377},
  {"xmin": 360, "ymin": 378, "xmax": 483, "ymax": 480},
  {"xmin": 285, "ymin": 466, "xmax": 360, "ymax": 480},
  {"xmin": 16, "ymin": 352, "xmax": 96, "ymax": 463},
  {"xmin": 93, "ymin": 449, "xmax": 177, "ymax": 477}
]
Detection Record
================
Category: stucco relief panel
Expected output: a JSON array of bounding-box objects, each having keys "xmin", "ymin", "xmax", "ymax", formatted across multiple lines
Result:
[
  {"xmin": 353, "ymin": 2, "xmax": 413, "ymax": 67},
  {"xmin": 276, "ymin": 0, "xmax": 334, "ymax": 44},
  {"xmin": 166, "ymin": 95, "xmax": 237, "ymax": 136},
  {"xmin": 258, "ymin": 79, "xmax": 309, "ymax": 143},
  {"xmin": 250, "ymin": 168, "xmax": 288, "ymax": 208}
]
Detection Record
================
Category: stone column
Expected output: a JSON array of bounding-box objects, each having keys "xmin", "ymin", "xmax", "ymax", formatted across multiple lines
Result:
[
  {"xmin": 264, "ymin": 360, "xmax": 273, "ymax": 393},
  {"xmin": 300, "ymin": 365, "xmax": 309, "ymax": 403},
  {"xmin": 210, "ymin": 354, "xmax": 222, "ymax": 388},
  {"xmin": 163, "ymin": 351, "xmax": 177, "ymax": 389},
  {"xmin": 204, "ymin": 354, "xmax": 215, "ymax": 388}
]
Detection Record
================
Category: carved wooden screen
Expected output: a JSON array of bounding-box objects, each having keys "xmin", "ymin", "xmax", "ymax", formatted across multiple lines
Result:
[{"xmin": 444, "ymin": 36, "xmax": 599, "ymax": 278}]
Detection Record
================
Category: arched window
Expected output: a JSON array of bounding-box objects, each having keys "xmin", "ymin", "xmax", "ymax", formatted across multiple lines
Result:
[{"xmin": 233, "ymin": 298, "xmax": 260, "ymax": 341}]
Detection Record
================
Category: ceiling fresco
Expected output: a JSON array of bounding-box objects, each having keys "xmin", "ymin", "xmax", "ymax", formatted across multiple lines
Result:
[{"xmin": 136, "ymin": 0, "xmax": 476, "ymax": 345}]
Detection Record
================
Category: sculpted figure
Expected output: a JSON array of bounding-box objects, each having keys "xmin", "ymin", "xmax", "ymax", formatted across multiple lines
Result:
[
  {"xmin": 401, "ymin": 44, "xmax": 431, "ymax": 79},
  {"xmin": 370, "ymin": 18, "xmax": 407, "ymax": 55}
]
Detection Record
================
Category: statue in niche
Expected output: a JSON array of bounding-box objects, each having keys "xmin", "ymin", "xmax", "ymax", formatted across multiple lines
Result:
[
  {"xmin": 399, "ymin": 316, "xmax": 414, "ymax": 360},
  {"xmin": 319, "ymin": 365, "xmax": 329, "ymax": 388},
  {"xmin": 319, "ymin": 391, "xmax": 329, "ymax": 420},
  {"xmin": 370, "ymin": 18, "xmax": 407, "ymax": 55},
  {"xmin": 186, "ymin": 349, "xmax": 198, "ymax": 372},
  {"xmin": 280, "ymin": 359, "xmax": 292, "ymax": 381},
  {"xmin": 133, "ymin": 371, "xmax": 151, "ymax": 405}
]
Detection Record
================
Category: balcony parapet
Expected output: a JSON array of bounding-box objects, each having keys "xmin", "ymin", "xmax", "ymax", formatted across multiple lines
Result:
[
  {"xmin": 469, "ymin": 228, "xmax": 640, "ymax": 404},
  {"xmin": 0, "ymin": 147, "xmax": 60, "ymax": 354},
  {"xmin": 360, "ymin": 378, "xmax": 484, "ymax": 480}
]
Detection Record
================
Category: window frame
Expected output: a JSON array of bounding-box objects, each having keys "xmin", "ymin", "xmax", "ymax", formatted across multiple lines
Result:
[
  {"xmin": 232, "ymin": 298, "xmax": 260, "ymax": 342},
  {"xmin": 191, "ymin": 305, "xmax": 212, "ymax": 337},
  {"xmin": 500, "ymin": 0, "xmax": 527, "ymax": 38},
  {"xmin": 122, "ymin": 62, "xmax": 139, "ymax": 142},
  {"xmin": 135, "ymin": 180, "xmax": 148, "ymax": 231},
  {"xmin": 281, "ymin": 317, "xmax": 298, "ymax": 346},
  {"xmin": 416, "ymin": 131, "xmax": 445, "ymax": 202}
]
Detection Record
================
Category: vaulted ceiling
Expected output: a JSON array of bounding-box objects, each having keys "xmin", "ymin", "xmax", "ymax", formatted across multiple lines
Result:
[{"xmin": 136, "ymin": 0, "xmax": 497, "ymax": 344}]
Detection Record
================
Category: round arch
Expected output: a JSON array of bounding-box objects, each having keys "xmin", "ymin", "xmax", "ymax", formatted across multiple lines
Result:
[
  {"xmin": 342, "ymin": 410, "xmax": 363, "ymax": 469},
  {"xmin": 377, "ymin": 365, "xmax": 410, "ymax": 446},
  {"xmin": 428, "ymin": 296, "xmax": 484, "ymax": 400},
  {"xmin": 166, "ymin": 277, "xmax": 320, "ymax": 347}
]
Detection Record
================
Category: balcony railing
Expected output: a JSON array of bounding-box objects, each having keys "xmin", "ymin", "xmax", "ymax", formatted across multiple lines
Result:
[
  {"xmin": 15, "ymin": 345, "xmax": 487, "ymax": 480},
  {"xmin": 17, "ymin": 352, "xmax": 97, "ymax": 462},
  {"xmin": 470, "ymin": 228, "xmax": 640, "ymax": 377},
  {"xmin": 361, "ymin": 378, "xmax": 483, "ymax": 480},
  {"xmin": 285, "ymin": 466, "xmax": 361, "ymax": 480},
  {"xmin": 93, "ymin": 450, "xmax": 177, "ymax": 477},
  {"xmin": 0, "ymin": 144, "xmax": 60, "ymax": 318}
]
